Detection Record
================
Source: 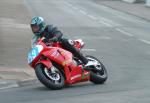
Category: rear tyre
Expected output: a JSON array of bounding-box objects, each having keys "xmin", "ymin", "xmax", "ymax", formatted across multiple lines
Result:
[
  {"xmin": 86, "ymin": 55, "xmax": 108, "ymax": 84},
  {"xmin": 35, "ymin": 63, "xmax": 65, "ymax": 90}
]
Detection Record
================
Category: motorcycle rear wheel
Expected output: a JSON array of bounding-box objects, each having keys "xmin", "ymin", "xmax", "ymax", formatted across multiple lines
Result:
[
  {"xmin": 35, "ymin": 63, "xmax": 65, "ymax": 90},
  {"xmin": 86, "ymin": 55, "xmax": 108, "ymax": 84}
]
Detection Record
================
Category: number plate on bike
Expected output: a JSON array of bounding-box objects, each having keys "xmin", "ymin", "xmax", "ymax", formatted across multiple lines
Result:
[{"xmin": 28, "ymin": 45, "xmax": 43, "ymax": 64}]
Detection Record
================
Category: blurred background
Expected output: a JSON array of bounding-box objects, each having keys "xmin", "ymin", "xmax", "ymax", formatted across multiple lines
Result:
[{"xmin": 0, "ymin": 0, "xmax": 150, "ymax": 103}]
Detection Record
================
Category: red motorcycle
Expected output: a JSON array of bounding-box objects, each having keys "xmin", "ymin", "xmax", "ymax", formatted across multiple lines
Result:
[{"xmin": 28, "ymin": 37, "xmax": 107, "ymax": 90}]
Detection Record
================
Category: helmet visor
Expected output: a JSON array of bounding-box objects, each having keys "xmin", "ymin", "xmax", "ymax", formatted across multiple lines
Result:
[{"xmin": 31, "ymin": 24, "xmax": 40, "ymax": 33}]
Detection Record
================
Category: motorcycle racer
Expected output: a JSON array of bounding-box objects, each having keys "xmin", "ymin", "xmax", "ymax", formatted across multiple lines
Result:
[{"xmin": 30, "ymin": 16, "xmax": 96, "ymax": 70}]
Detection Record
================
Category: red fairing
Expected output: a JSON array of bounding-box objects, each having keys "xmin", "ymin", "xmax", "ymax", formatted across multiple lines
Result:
[{"xmin": 28, "ymin": 37, "xmax": 90, "ymax": 85}]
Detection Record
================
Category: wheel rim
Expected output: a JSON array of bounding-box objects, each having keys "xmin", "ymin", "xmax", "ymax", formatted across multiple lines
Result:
[
  {"xmin": 86, "ymin": 57, "xmax": 101, "ymax": 70},
  {"xmin": 43, "ymin": 66, "xmax": 61, "ymax": 83},
  {"xmin": 86, "ymin": 57, "xmax": 107, "ymax": 78}
]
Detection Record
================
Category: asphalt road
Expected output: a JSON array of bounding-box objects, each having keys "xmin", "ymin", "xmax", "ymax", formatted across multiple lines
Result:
[{"xmin": 1, "ymin": 0, "xmax": 150, "ymax": 103}]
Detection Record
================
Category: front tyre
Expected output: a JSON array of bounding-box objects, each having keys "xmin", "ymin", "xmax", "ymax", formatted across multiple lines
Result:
[
  {"xmin": 35, "ymin": 64, "xmax": 65, "ymax": 90},
  {"xmin": 86, "ymin": 55, "xmax": 108, "ymax": 84}
]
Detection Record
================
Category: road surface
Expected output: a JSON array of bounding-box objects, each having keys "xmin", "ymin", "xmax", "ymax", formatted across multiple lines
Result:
[{"xmin": 0, "ymin": 0, "xmax": 150, "ymax": 103}]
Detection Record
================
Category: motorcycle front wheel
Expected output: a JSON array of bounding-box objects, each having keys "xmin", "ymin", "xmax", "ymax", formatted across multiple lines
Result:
[{"xmin": 35, "ymin": 63, "xmax": 65, "ymax": 90}]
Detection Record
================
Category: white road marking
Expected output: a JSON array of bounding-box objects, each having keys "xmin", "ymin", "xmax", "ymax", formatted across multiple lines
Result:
[
  {"xmin": 98, "ymin": 20, "xmax": 113, "ymax": 27},
  {"xmin": 99, "ymin": 36, "xmax": 111, "ymax": 40},
  {"xmin": 87, "ymin": 15, "xmax": 98, "ymax": 20},
  {"xmin": 101, "ymin": 17, "xmax": 122, "ymax": 27},
  {"xmin": 72, "ymin": 7, "xmax": 79, "ymax": 10},
  {"xmin": 0, "ymin": 84, "xmax": 19, "ymax": 90},
  {"xmin": 139, "ymin": 39, "xmax": 150, "ymax": 45},
  {"xmin": 65, "ymin": 3, "xmax": 115, "ymax": 27},
  {"xmin": 79, "ymin": 10, "xmax": 87, "ymax": 15},
  {"xmin": 82, "ymin": 49, "xmax": 96, "ymax": 52},
  {"xmin": 116, "ymin": 28, "xmax": 134, "ymax": 37},
  {"xmin": 65, "ymin": 2, "xmax": 72, "ymax": 7}
]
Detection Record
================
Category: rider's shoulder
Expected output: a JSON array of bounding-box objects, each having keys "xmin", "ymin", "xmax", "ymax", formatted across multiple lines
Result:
[
  {"xmin": 46, "ymin": 25, "xmax": 54, "ymax": 29},
  {"xmin": 46, "ymin": 25, "xmax": 58, "ymax": 31}
]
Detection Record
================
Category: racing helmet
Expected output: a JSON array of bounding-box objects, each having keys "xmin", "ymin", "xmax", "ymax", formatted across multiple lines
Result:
[{"xmin": 30, "ymin": 16, "xmax": 46, "ymax": 36}]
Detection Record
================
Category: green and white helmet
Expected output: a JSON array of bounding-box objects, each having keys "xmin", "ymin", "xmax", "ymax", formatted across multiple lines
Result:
[{"xmin": 30, "ymin": 16, "xmax": 46, "ymax": 36}]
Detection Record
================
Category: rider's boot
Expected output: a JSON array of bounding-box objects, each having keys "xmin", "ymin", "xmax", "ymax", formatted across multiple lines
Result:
[{"xmin": 83, "ymin": 60, "xmax": 98, "ymax": 71}]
